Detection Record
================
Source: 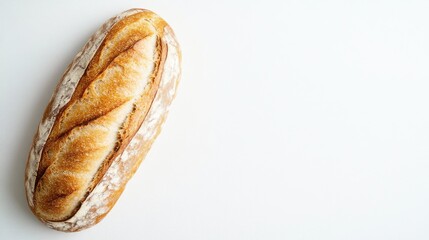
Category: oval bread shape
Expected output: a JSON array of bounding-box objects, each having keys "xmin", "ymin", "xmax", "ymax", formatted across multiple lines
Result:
[{"xmin": 24, "ymin": 9, "xmax": 181, "ymax": 232}]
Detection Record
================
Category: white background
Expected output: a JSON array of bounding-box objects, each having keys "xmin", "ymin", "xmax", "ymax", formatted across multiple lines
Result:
[{"xmin": 1, "ymin": 0, "xmax": 429, "ymax": 239}]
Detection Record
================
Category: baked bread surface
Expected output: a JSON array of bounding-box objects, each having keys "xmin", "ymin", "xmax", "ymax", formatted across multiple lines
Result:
[{"xmin": 25, "ymin": 9, "xmax": 181, "ymax": 231}]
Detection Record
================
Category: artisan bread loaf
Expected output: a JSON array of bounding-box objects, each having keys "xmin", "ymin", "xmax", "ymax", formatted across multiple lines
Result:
[{"xmin": 24, "ymin": 9, "xmax": 181, "ymax": 232}]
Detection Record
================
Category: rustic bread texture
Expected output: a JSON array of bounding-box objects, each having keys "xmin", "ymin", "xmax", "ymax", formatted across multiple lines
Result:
[{"xmin": 25, "ymin": 9, "xmax": 181, "ymax": 231}]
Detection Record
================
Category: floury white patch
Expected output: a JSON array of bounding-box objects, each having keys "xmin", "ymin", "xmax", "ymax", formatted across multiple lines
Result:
[{"xmin": 25, "ymin": 9, "xmax": 181, "ymax": 231}]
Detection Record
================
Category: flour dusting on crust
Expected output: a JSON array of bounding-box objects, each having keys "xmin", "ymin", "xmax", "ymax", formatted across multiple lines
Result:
[{"xmin": 24, "ymin": 9, "xmax": 180, "ymax": 232}]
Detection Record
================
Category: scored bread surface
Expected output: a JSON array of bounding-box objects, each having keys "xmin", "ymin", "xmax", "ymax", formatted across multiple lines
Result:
[{"xmin": 25, "ymin": 9, "xmax": 181, "ymax": 231}]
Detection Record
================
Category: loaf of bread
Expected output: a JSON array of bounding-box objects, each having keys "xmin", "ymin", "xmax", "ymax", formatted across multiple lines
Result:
[{"xmin": 24, "ymin": 9, "xmax": 181, "ymax": 232}]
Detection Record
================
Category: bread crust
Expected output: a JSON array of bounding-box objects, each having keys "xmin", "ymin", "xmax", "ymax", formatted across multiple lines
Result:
[{"xmin": 24, "ymin": 9, "xmax": 181, "ymax": 231}]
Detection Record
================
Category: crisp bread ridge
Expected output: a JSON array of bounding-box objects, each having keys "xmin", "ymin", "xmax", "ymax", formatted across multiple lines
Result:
[{"xmin": 25, "ymin": 9, "xmax": 181, "ymax": 231}]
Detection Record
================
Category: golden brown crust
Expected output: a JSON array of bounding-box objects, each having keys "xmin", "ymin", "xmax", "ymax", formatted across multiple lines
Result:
[{"xmin": 31, "ymin": 10, "xmax": 175, "ymax": 222}]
